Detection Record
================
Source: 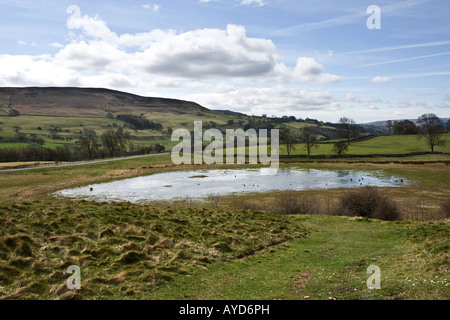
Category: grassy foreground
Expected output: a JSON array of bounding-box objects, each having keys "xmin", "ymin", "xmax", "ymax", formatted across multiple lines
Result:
[{"xmin": 0, "ymin": 155, "xmax": 449, "ymax": 300}]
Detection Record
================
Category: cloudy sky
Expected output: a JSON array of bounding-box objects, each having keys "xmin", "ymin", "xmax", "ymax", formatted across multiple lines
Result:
[{"xmin": 0, "ymin": 0, "xmax": 449, "ymax": 123}]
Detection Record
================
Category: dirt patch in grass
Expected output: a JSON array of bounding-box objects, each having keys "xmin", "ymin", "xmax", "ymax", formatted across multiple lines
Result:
[{"xmin": 292, "ymin": 273, "xmax": 312, "ymax": 290}]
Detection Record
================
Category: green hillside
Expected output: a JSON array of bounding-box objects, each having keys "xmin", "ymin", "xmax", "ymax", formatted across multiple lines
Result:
[{"xmin": 0, "ymin": 87, "xmax": 247, "ymax": 153}]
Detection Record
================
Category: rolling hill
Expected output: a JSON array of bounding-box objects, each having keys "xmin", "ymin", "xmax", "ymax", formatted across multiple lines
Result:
[
  {"xmin": 0, "ymin": 87, "xmax": 213, "ymax": 118},
  {"xmin": 0, "ymin": 87, "xmax": 247, "ymax": 153}
]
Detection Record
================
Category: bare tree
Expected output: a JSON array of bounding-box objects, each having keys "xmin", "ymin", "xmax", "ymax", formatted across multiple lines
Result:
[
  {"xmin": 273, "ymin": 191, "xmax": 301, "ymax": 215},
  {"xmin": 280, "ymin": 126, "xmax": 297, "ymax": 156},
  {"xmin": 338, "ymin": 117, "xmax": 359, "ymax": 142},
  {"xmin": 79, "ymin": 129, "xmax": 99, "ymax": 159},
  {"xmin": 417, "ymin": 113, "xmax": 446, "ymax": 152},
  {"xmin": 386, "ymin": 120, "xmax": 393, "ymax": 135},
  {"xmin": 101, "ymin": 127, "xmax": 130, "ymax": 156},
  {"xmin": 207, "ymin": 193, "xmax": 221, "ymax": 208},
  {"xmin": 300, "ymin": 126, "xmax": 319, "ymax": 157}
]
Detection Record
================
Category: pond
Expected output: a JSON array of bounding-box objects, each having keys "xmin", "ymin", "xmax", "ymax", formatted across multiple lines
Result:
[{"xmin": 55, "ymin": 167, "xmax": 410, "ymax": 203}]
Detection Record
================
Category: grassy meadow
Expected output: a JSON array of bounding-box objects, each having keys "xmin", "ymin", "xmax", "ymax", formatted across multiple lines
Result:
[
  {"xmin": 279, "ymin": 133, "xmax": 450, "ymax": 156},
  {"xmin": 0, "ymin": 147, "xmax": 449, "ymax": 300}
]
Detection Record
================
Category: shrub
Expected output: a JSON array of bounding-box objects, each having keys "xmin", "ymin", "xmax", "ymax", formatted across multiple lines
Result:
[
  {"xmin": 333, "ymin": 141, "xmax": 349, "ymax": 156},
  {"xmin": 240, "ymin": 200, "xmax": 261, "ymax": 211},
  {"xmin": 338, "ymin": 187, "xmax": 400, "ymax": 221},
  {"xmin": 297, "ymin": 195, "xmax": 320, "ymax": 215},
  {"xmin": 206, "ymin": 193, "xmax": 221, "ymax": 208},
  {"xmin": 440, "ymin": 201, "xmax": 450, "ymax": 219},
  {"xmin": 273, "ymin": 191, "xmax": 302, "ymax": 215}
]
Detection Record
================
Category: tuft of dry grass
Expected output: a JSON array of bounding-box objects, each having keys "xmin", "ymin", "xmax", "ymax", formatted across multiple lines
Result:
[{"xmin": 0, "ymin": 199, "xmax": 306, "ymax": 300}]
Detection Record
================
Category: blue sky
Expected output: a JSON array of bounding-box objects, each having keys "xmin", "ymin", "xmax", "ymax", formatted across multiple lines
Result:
[{"xmin": 0, "ymin": 0, "xmax": 449, "ymax": 122}]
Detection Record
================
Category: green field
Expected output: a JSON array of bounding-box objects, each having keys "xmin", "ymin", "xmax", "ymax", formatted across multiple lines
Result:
[
  {"xmin": 0, "ymin": 152, "xmax": 448, "ymax": 300},
  {"xmin": 280, "ymin": 134, "xmax": 450, "ymax": 156}
]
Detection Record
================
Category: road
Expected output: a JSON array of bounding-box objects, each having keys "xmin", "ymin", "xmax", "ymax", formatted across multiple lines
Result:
[{"xmin": 0, "ymin": 153, "xmax": 170, "ymax": 172}]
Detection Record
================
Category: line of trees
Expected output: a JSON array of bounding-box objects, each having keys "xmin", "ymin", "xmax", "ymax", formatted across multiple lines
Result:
[
  {"xmin": 115, "ymin": 114, "xmax": 163, "ymax": 131},
  {"xmin": 0, "ymin": 127, "xmax": 166, "ymax": 163},
  {"xmin": 279, "ymin": 113, "xmax": 448, "ymax": 157},
  {"xmin": 280, "ymin": 126, "xmax": 320, "ymax": 157},
  {"xmin": 386, "ymin": 114, "xmax": 447, "ymax": 152}
]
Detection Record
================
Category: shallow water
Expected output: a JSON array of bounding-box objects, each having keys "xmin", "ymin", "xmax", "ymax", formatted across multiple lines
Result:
[{"xmin": 55, "ymin": 167, "xmax": 410, "ymax": 203}]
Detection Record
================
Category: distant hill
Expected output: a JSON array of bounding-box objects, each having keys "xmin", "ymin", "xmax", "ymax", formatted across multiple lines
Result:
[
  {"xmin": 363, "ymin": 118, "xmax": 450, "ymax": 127},
  {"xmin": 213, "ymin": 109, "xmax": 247, "ymax": 116},
  {"xmin": 0, "ymin": 87, "xmax": 213, "ymax": 118}
]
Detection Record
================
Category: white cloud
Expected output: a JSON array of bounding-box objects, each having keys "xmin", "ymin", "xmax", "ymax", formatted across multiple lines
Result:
[
  {"xmin": 371, "ymin": 76, "xmax": 392, "ymax": 84},
  {"xmin": 1, "ymin": 10, "xmax": 340, "ymax": 85},
  {"xmin": 0, "ymin": 8, "xmax": 343, "ymax": 117},
  {"xmin": 416, "ymin": 101, "xmax": 429, "ymax": 107},
  {"xmin": 0, "ymin": 54, "xmax": 81, "ymax": 87},
  {"xmin": 240, "ymin": 0, "xmax": 266, "ymax": 7},
  {"xmin": 365, "ymin": 104, "xmax": 379, "ymax": 110},
  {"xmin": 398, "ymin": 99, "xmax": 412, "ymax": 108},
  {"xmin": 435, "ymin": 102, "xmax": 450, "ymax": 109},
  {"xmin": 142, "ymin": 4, "xmax": 160, "ymax": 12},
  {"xmin": 17, "ymin": 40, "xmax": 38, "ymax": 47},
  {"xmin": 289, "ymin": 57, "xmax": 341, "ymax": 84},
  {"xmin": 345, "ymin": 93, "xmax": 382, "ymax": 104},
  {"xmin": 50, "ymin": 42, "xmax": 64, "ymax": 48},
  {"xmin": 134, "ymin": 24, "xmax": 278, "ymax": 78},
  {"xmin": 184, "ymin": 85, "xmax": 342, "ymax": 115}
]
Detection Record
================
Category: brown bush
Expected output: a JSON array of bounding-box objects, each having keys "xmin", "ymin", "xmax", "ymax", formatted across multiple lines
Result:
[
  {"xmin": 440, "ymin": 201, "xmax": 450, "ymax": 219},
  {"xmin": 337, "ymin": 187, "xmax": 400, "ymax": 221},
  {"xmin": 297, "ymin": 195, "xmax": 321, "ymax": 215},
  {"xmin": 273, "ymin": 192, "xmax": 302, "ymax": 215},
  {"xmin": 240, "ymin": 200, "xmax": 264, "ymax": 211}
]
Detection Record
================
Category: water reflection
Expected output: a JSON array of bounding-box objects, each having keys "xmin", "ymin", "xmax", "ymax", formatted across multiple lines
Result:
[{"xmin": 55, "ymin": 167, "xmax": 409, "ymax": 203}]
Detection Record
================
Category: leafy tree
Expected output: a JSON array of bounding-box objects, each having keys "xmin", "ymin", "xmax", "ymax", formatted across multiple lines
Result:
[
  {"xmin": 13, "ymin": 125, "xmax": 22, "ymax": 134},
  {"xmin": 333, "ymin": 141, "xmax": 349, "ymax": 156},
  {"xmin": 393, "ymin": 120, "xmax": 419, "ymax": 135},
  {"xmin": 16, "ymin": 133, "xmax": 28, "ymax": 143},
  {"xmin": 154, "ymin": 143, "xmax": 165, "ymax": 153},
  {"xmin": 29, "ymin": 133, "xmax": 45, "ymax": 148},
  {"xmin": 116, "ymin": 114, "xmax": 162, "ymax": 131},
  {"xmin": 417, "ymin": 113, "xmax": 446, "ymax": 152}
]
